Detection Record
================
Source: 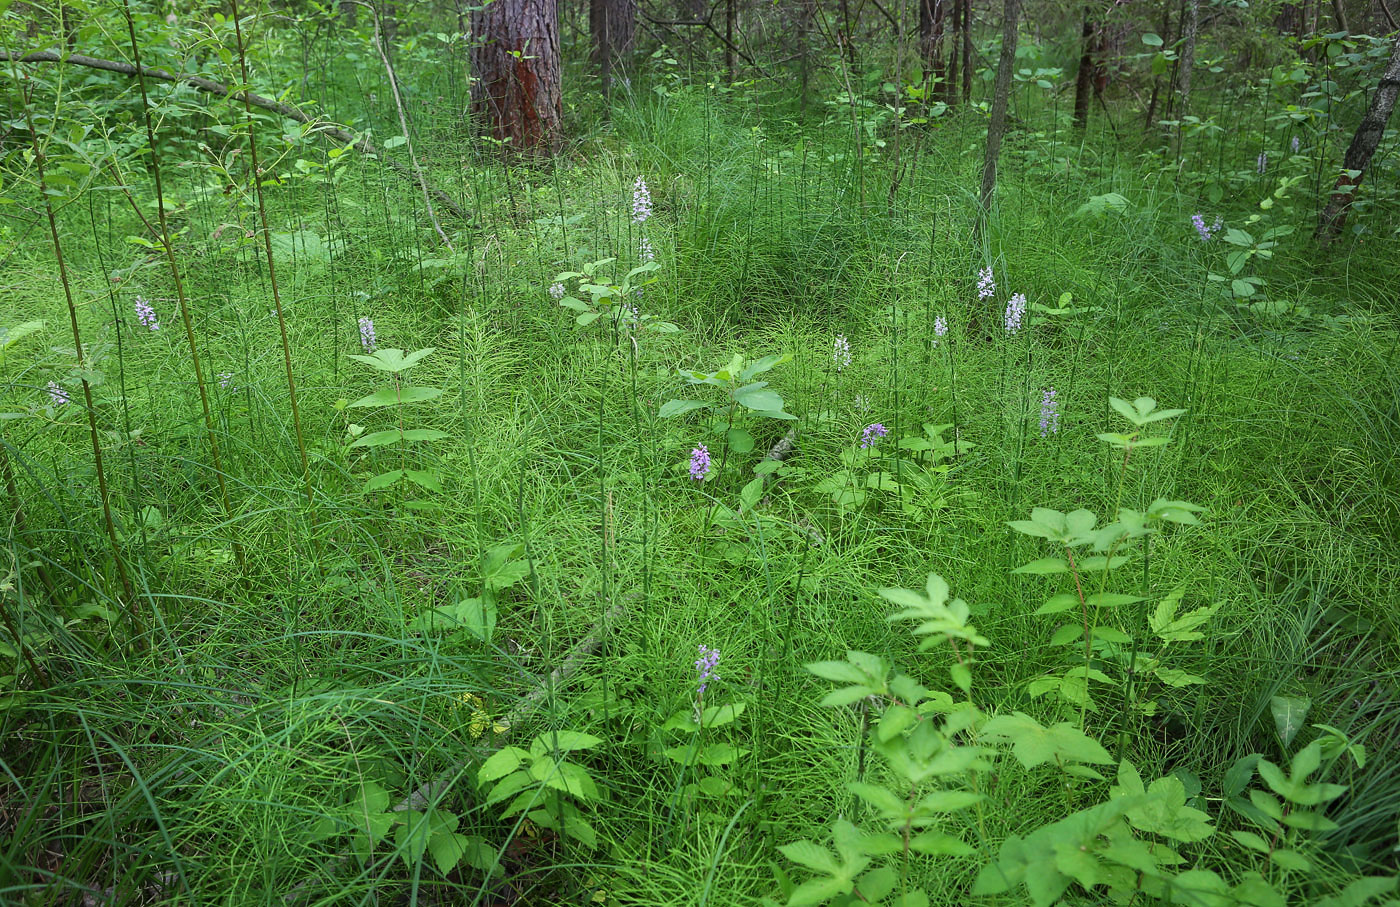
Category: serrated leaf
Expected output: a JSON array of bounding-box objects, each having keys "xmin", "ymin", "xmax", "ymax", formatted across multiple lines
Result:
[
  {"xmin": 477, "ymin": 747, "xmax": 526, "ymax": 783},
  {"xmin": 779, "ymin": 839, "xmax": 840, "ymax": 874}
]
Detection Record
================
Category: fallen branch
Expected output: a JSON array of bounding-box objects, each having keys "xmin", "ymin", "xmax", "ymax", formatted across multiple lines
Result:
[{"xmin": 0, "ymin": 48, "xmax": 467, "ymax": 221}]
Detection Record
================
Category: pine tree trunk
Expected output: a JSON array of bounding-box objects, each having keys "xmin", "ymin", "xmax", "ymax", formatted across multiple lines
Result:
[
  {"xmin": 1316, "ymin": 30, "xmax": 1400, "ymax": 242},
  {"xmin": 1172, "ymin": 0, "xmax": 1198, "ymax": 153},
  {"xmin": 979, "ymin": 0, "xmax": 1022, "ymax": 211},
  {"xmin": 591, "ymin": 0, "xmax": 636, "ymax": 94},
  {"xmin": 470, "ymin": 0, "xmax": 562, "ymax": 154}
]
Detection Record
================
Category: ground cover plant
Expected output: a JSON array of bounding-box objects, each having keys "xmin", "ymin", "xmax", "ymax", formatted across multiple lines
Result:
[{"xmin": 1, "ymin": 0, "xmax": 1399, "ymax": 904}]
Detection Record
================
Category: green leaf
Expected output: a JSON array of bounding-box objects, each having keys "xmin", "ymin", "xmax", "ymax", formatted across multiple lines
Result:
[
  {"xmin": 849, "ymin": 781, "xmax": 908, "ymax": 818},
  {"xmin": 786, "ymin": 876, "xmax": 849, "ymax": 907},
  {"xmin": 533, "ymin": 730, "xmax": 603, "ymax": 753},
  {"xmin": 404, "ymin": 470, "xmax": 443, "ymax": 492},
  {"xmin": 727, "ymin": 427, "xmax": 755, "ymax": 454},
  {"xmin": 1035, "ymin": 593, "xmax": 1079, "ymax": 615},
  {"xmin": 428, "ymin": 831, "xmax": 472, "ymax": 875},
  {"xmin": 1013, "ymin": 558, "xmax": 1070, "ymax": 575},
  {"xmin": 348, "ymin": 429, "xmax": 405, "ymax": 449},
  {"xmin": 659, "ymin": 399, "xmax": 708, "ymax": 418},
  {"xmin": 739, "ymin": 352, "xmax": 791, "ymax": 380},
  {"xmin": 806, "ymin": 660, "xmax": 869, "ymax": 684},
  {"xmin": 1270, "ymin": 695, "xmax": 1311, "ymax": 748},
  {"xmin": 477, "ymin": 747, "xmax": 527, "ymax": 783},
  {"xmin": 778, "ymin": 839, "xmax": 840, "ymax": 873},
  {"xmin": 1231, "ymin": 830, "xmax": 1272, "ymax": 853},
  {"xmin": 1269, "ymin": 849, "xmax": 1312, "ymax": 871},
  {"xmin": 1085, "ymin": 593, "xmax": 1142, "ymax": 608},
  {"xmin": 735, "ymin": 384, "xmax": 785, "ymax": 412},
  {"xmin": 347, "ymin": 386, "xmax": 443, "ymax": 407},
  {"xmin": 348, "ymin": 347, "xmax": 435, "ymax": 373},
  {"xmin": 395, "ymin": 810, "xmax": 435, "ymax": 865},
  {"xmin": 364, "ymin": 469, "xmax": 405, "ymax": 491},
  {"xmin": 981, "ymin": 712, "xmax": 1113, "ymax": 769}
]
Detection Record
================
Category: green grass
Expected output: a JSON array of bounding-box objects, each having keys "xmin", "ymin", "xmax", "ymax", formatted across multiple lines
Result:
[{"xmin": 2, "ymin": 42, "xmax": 1398, "ymax": 906}]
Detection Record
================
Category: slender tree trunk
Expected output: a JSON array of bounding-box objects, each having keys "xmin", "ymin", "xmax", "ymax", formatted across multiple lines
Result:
[
  {"xmin": 470, "ymin": 0, "xmax": 562, "ymax": 154},
  {"xmin": 1143, "ymin": 0, "xmax": 1173, "ymax": 132},
  {"xmin": 920, "ymin": 0, "xmax": 948, "ymax": 95},
  {"xmin": 1329, "ymin": 0, "xmax": 1348, "ymax": 31},
  {"xmin": 1316, "ymin": 29, "xmax": 1400, "ymax": 242},
  {"xmin": 726, "ymin": 0, "xmax": 737, "ymax": 80},
  {"xmin": 1073, "ymin": 7, "xmax": 1095, "ymax": 129},
  {"xmin": 1173, "ymin": 0, "xmax": 1198, "ymax": 152},
  {"xmin": 979, "ymin": 0, "xmax": 1021, "ymax": 211},
  {"xmin": 591, "ymin": 0, "xmax": 636, "ymax": 94},
  {"xmin": 961, "ymin": 0, "xmax": 973, "ymax": 101},
  {"xmin": 797, "ymin": 0, "xmax": 813, "ymax": 113},
  {"xmin": 947, "ymin": 0, "xmax": 962, "ymax": 101}
]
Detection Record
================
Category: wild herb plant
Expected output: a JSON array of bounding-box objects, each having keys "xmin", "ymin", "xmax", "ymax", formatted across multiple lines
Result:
[
  {"xmin": 1009, "ymin": 396, "xmax": 1207, "ymax": 727},
  {"xmin": 341, "ymin": 346, "xmax": 446, "ymax": 507},
  {"xmin": 659, "ymin": 352, "xmax": 796, "ymax": 483}
]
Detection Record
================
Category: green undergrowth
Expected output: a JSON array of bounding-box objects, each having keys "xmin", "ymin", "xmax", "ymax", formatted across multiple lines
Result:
[{"xmin": 1, "ymin": 75, "xmax": 1398, "ymax": 906}]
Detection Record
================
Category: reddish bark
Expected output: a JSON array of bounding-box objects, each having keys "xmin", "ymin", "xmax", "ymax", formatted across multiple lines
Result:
[{"xmin": 470, "ymin": 0, "xmax": 562, "ymax": 155}]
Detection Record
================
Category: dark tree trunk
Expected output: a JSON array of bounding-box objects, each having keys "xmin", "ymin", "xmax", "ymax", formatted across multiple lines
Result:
[
  {"xmin": 979, "ymin": 0, "xmax": 1022, "ymax": 211},
  {"xmin": 920, "ymin": 0, "xmax": 948, "ymax": 95},
  {"xmin": 470, "ymin": 0, "xmax": 562, "ymax": 154},
  {"xmin": 947, "ymin": 0, "xmax": 961, "ymax": 101},
  {"xmin": 1143, "ymin": 0, "xmax": 1173, "ymax": 133},
  {"xmin": 961, "ymin": 0, "xmax": 972, "ymax": 101},
  {"xmin": 1317, "ymin": 30, "xmax": 1400, "ymax": 242},
  {"xmin": 591, "ymin": 0, "xmax": 636, "ymax": 93},
  {"xmin": 1073, "ymin": 8, "xmax": 1095, "ymax": 129}
]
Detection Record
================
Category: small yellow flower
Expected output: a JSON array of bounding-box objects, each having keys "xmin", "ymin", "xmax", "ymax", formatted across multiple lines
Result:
[{"xmin": 454, "ymin": 692, "xmax": 508, "ymax": 739}]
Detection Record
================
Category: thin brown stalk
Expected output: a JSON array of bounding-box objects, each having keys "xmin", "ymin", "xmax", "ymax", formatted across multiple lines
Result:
[
  {"xmin": 120, "ymin": 0, "xmax": 240, "ymax": 564},
  {"xmin": 228, "ymin": 0, "xmax": 320, "ymax": 556},
  {"xmin": 4, "ymin": 46, "xmax": 137, "ymax": 616}
]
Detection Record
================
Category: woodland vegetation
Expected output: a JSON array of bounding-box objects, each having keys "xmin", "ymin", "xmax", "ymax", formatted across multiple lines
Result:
[{"xmin": 1, "ymin": 0, "xmax": 1399, "ymax": 902}]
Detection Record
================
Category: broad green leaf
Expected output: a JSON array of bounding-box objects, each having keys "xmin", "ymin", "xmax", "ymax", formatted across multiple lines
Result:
[
  {"xmin": 1270, "ymin": 695, "xmax": 1311, "ymax": 748},
  {"xmin": 428, "ymin": 831, "xmax": 471, "ymax": 875},
  {"xmin": 348, "ymin": 429, "xmax": 404, "ymax": 449},
  {"xmin": 727, "ymin": 427, "xmax": 755, "ymax": 454},
  {"xmin": 364, "ymin": 469, "xmax": 405, "ymax": 491},
  {"xmin": 659, "ymin": 399, "xmax": 708, "ymax": 418},
  {"xmin": 404, "ymin": 470, "xmax": 443, "ymax": 492},
  {"xmin": 735, "ymin": 384, "xmax": 784, "ymax": 412},
  {"xmin": 1085, "ymin": 592, "xmax": 1142, "ymax": 608},
  {"xmin": 806, "ymin": 660, "xmax": 869, "ymax": 684},
  {"xmin": 1270, "ymin": 849, "xmax": 1312, "ymax": 871},
  {"xmin": 1013, "ymin": 558, "xmax": 1070, "ymax": 575},
  {"xmin": 533, "ymin": 730, "xmax": 603, "ymax": 753},
  {"xmin": 477, "ymin": 747, "xmax": 526, "ymax": 783},
  {"xmin": 1035, "ymin": 593, "xmax": 1079, "ymax": 615},
  {"xmin": 1230, "ymin": 830, "xmax": 1271, "ymax": 853}
]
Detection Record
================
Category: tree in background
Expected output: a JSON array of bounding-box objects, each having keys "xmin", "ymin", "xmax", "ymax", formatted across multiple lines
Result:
[
  {"xmin": 1317, "ymin": 28, "xmax": 1400, "ymax": 242},
  {"xmin": 471, "ymin": 0, "xmax": 562, "ymax": 154},
  {"xmin": 591, "ymin": 0, "xmax": 636, "ymax": 94}
]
